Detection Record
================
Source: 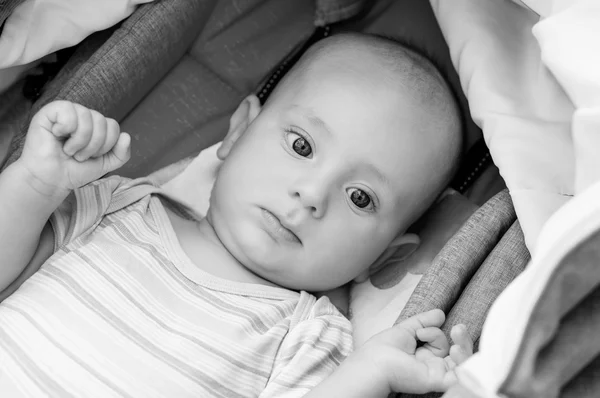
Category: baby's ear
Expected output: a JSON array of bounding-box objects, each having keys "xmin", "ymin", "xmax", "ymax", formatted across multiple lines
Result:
[
  {"xmin": 217, "ymin": 94, "xmax": 262, "ymax": 160},
  {"xmin": 354, "ymin": 234, "xmax": 420, "ymax": 283}
]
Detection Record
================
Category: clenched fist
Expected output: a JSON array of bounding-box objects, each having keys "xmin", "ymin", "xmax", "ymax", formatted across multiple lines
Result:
[{"xmin": 19, "ymin": 101, "xmax": 131, "ymax": 197}]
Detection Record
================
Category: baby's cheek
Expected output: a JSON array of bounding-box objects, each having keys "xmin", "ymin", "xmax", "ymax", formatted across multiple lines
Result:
[
  {"xmin": 338, "ymin": 226, "xmax": 384, "ymax": 258},
  {"xmin": 354, "ymin": 225, "xmax": 392, "ymax": 258}
]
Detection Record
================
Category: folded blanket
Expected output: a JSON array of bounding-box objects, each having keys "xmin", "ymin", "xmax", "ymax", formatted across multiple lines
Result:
[
  {"xmin": 429, "ymin": 0, "xmax": 590, "ymax": 253},
  {"xmin": 0, "ymin": 0, "xmax": 154, "ymax": 69}
]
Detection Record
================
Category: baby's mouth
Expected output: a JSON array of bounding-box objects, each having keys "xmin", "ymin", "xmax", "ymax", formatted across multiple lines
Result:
[{"xmin": 260, "ymin": 208, "xmax": 302, "ymax": 245}]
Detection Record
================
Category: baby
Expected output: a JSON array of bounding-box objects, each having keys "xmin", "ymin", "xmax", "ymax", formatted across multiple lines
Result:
[{"xmin": 0, "ymin": 33, "xmax": 470, "ymax": 397}]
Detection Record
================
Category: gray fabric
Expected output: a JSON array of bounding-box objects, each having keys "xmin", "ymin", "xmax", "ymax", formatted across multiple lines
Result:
[
  {"xmin": 189, "ymin": 1, "xmax": 316, "ymax": 94},
  {"xmin": 446, "ymin": 221, "xmax": 529, "ymax": 348},
  {"xmin": 0, "ymin": 0, "xmax": 26, "ymax": 26},
  {"xmin": 0, "ymin": 79, "xmax": 30, "ymax": 169},
  {"xmin": 397, "ymin": 189, "xmax": 517, "ymax": 323},
  {"xmin": 117, "ymin": 56, "xmax": 241, "ymax": 177}
]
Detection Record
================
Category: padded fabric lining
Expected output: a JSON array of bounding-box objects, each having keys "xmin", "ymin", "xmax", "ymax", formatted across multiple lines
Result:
[{"xmin": 119, "ymin": 55, "xmax": 242, "ymax": 177}]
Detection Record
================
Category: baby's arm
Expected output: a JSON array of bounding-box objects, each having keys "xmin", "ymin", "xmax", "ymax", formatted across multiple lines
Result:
[
  {"xmin": 0, "ymin": 101, "xmax": 130, "ymax": 294},
  {"xmin": 306, "ymin": 309, "xmax": 473, "ymax": 398}
]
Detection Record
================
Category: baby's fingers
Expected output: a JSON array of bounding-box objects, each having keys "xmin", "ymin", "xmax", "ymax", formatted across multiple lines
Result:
[
  {"xmin": 449, "ymin": 324, "xmax": 473, "ymax": 365},
  {"xmin": 73, "ymin": 110, "xmax": 109, "ymax": 161},
  {"xmin": 389, "ymin": 310, "xmax": 445, "ymax": 353},
  {"xmin": 416, "ymin": 327, "xmax": 450, "ymax": 358},
  {"xmin": 47, "ymin": 101, "xmax": 78, "ymax": 139},
  {"xmin": 61, "ymin": 104, "xmax": 94, "ymax": 156},
  {"xmin": 101, "ymin": 132, "xmax": 131, "ymax": 174},
  {"xmin": 94, "ymin": 118, "xmax": 121, "ymax": 158},
  {"xmin": 423, "ymin": 357, "xmax": 459, "ymax": 393}
]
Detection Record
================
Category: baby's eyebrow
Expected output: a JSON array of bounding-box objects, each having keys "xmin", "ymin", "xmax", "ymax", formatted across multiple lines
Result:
[
  {"xmin": 362, "ymin": 162, "xmax": 391, "ymax": 190},
  {"xmin": 304, "ymin": 114, "xmax": 331, "ymax": 138},
  {"xmin": 293, "ymin": 106, "xmax": 332, "ymax": 139}
]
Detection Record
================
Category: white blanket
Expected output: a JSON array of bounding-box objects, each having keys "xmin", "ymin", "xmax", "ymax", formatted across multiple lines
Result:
[
  {"xmin": 430, "ymin": 0, "xmax": 600, "ymax": 395},
  {"xmin": 431, "ymin": 0, "xmax": 600, "ymax": 254},
  {"xmin": 0, "ymin": 0, "xmax": 153, "ymax": 92},
  {"xmin": 0, "ymin": 0, "xmax": 154, "ymax": 68}
]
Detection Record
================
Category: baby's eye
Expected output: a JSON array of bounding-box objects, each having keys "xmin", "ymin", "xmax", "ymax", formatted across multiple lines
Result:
[
  {"xmin": 285, "ymin": 130, "xmax": 313, "ymax": 157},
  {"xmin": 347, "ymin": 188, "xmax": 373, "ymax": 210}
]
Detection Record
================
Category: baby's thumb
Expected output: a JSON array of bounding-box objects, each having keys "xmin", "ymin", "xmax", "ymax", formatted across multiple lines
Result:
[
  {"xmin": 102, "ymin": 133, "xmax": 131, "ymax": 174},
  {"xmin": 449, "ymin": 324, "xmax": 473, "ymax": 366}
]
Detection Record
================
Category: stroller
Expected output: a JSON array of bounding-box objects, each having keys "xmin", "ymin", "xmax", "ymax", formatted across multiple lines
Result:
[{"xmin": 1, "ymin": 1, "xmax": 599, "ymax": 397}]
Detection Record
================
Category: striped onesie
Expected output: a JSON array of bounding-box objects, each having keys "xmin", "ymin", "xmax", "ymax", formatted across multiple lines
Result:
[{"xmin": 0, "ymin": 176, "xmax": 353, "ymax": 397}]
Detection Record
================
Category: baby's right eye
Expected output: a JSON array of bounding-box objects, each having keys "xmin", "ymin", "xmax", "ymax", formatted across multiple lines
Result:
[
  {"xmin": 285, "ymin": 130, "xmax": 313, "ymax": 158},
  {"xmin": 347, "ymin": 187, "xmax": 373, "ymax": 210}
]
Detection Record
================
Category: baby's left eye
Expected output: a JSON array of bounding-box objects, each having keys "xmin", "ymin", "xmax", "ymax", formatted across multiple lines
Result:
[
  {"xmin": 347, "ymin": 188, "xmax": 372, "ymax": 209},
  {"xmin": 285, "ymin": 130, "xmax": 312, "ymax": 157}
]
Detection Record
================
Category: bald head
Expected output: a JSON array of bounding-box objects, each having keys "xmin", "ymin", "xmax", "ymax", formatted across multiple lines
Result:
[{"xmin": 266, "ymin": 32, "xmax": 463, "ymax": 222}]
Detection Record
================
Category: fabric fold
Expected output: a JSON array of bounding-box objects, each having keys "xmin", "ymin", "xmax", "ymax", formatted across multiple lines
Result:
[{"xmin": 0, "ymin": 0, "xmax": 155, "ymax": 69}]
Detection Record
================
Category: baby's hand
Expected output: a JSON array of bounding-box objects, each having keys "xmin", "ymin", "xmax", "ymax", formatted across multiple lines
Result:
[
  {"xmin": 20, "ymin": 101, "xmax": 131, "ymax": 197},
  {"xmin": 355, "ymin": 309, "xmax": 473, "ymax": 395}
]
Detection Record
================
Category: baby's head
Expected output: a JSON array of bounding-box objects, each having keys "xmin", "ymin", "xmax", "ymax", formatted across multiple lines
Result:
[{"xmin": 209, "ymin": 33, "xmax": 462, "ymax": 291}]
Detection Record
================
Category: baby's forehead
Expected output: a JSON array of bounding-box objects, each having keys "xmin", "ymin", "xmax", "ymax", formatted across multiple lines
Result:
[
  {"xmin": 304, "ymin": 38, "xmax": 441, "ymax": 90},
  {"xmin": 285, "ymin": 58, "xmax": 443, "ymax": 130}
]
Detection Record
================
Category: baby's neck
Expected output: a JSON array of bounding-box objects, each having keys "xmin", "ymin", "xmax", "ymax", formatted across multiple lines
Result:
[{"xmin": 163, "ymin": 203, "xmax": 279, "ymax": 287}]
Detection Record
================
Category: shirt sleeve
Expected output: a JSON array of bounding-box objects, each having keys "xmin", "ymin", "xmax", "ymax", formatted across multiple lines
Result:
[
  {"xmin": 260, "ymin": 297, "xmax": 354, "ymax": 398},
  {"xmin": 49, "ymin": 175, "xmax": 149, "ymax": 250}
]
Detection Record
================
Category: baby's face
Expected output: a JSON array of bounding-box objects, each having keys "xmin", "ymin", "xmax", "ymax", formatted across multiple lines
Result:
[{"xmin": 208, "ymin": 66, "xmax": 434, "ymax": 291}]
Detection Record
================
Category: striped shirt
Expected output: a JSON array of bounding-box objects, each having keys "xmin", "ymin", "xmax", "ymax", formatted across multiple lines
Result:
[{"xmin": 0, "ymin": 176, "xmax": 353, "ymax": 397}]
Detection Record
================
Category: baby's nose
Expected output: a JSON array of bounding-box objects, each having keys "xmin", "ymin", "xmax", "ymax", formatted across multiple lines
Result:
[{"xmin": 289, "ymin": 181, "xmax": 329, "ymax": 219}]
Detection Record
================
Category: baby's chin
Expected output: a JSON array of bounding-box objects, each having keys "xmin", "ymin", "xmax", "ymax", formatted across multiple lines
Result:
[
  {"xmin": 231, "ymin": 243, "xmax": 326, "ymax": 290},
  {"xmin": 252, "ymin": 260, "xmax": 352, "ymax": 292},
  {"xmin": 221, "ymin": 230, "xmax": 292, "ymax": 277}
]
